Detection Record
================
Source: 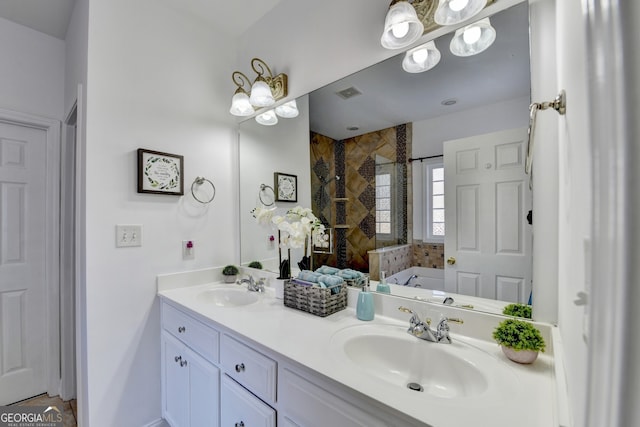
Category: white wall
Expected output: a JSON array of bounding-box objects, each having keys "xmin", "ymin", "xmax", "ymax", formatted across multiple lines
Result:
[
  {"xmin": 411, "ymin": 96, "xmax": 530, "ymax": 239},
  {"xmin": 239, "ymin": 95, "xmax": 311, "ymax": 271},
  {"xmin": 83, "ymin": 0, "xmax": 238, "ymax": 425},
  {"xmin": 0, "ymin": 16, "xmax": 65, "ymax": 119},
  {"xmin": 555, "ymin": 0, "xmax": 591, "ymax": 425}
]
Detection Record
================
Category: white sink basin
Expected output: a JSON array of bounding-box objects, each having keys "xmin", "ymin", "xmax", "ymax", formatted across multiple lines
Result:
[
  {"xmin": 330, "ymin": 323, "xmax": 516, "ymax": 400},
  {"xmin": 197, "ymin": 287, "xmax": 259, "ymax": 307}
]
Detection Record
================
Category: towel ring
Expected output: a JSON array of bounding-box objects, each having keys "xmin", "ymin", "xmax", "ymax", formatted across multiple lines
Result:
[
  {"xmin": 191, "ymin": 177, "xmax": 216, "ymax": 204},
  {"xmin": 259, "ymin": 184, "xmax": 275, "ymax": 207}
]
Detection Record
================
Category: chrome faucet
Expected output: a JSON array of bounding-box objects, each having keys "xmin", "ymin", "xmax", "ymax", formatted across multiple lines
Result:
[
  {"xmin": 237, "ymin": 275, "xmax": 266, "ymax": 292},
  {"xmin": 402, "ymin": 274, "xmax": 420, "ymax": 287},
  {"xmin": 398, "ymin": 306, "xmax": 463, "ymax": 344}
]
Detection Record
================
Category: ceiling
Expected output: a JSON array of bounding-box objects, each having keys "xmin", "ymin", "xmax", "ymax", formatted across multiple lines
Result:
[
  {"xmin": 0, "ymin": 0, "xmax": 284, "ymax": 40},
  {"xmin": 309, "ymin": 2, "xmax": 530, "ymax": 140}
]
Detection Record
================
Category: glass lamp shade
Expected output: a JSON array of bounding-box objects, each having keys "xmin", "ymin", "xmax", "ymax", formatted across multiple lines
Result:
[
  {"xmin": 402, "ymin": 41, "xmax": 441, "ymax": 73},
  {"xmin": 229, "ymin": 91, "xmax": 254, "ymax": 116},
  {"xmin": 275, "ymin": 99, "xmax": 299, "ymax": 118},
  {"xmin": 380, "ymin": 1, "xmax": 424, "ymax": 49},
  {"xmin": 434, "ymin": 0, "xmax": 487, "ymax": 26},
  {"xmin": 249, "ymin": 78, "xmax": 275, "ymax": 107},
  {"xmin": 255, "ymin": 109, "xmax": 278, "ymax": 126},
  {"xmin": 449, "ymin": 18, "xmax": 496, "ymax": 57}
]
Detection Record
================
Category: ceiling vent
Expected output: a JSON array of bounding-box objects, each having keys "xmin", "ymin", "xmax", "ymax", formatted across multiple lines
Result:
[{"xmin": 335, "ymin": 86, "xmax": 362, "ymax": 100}]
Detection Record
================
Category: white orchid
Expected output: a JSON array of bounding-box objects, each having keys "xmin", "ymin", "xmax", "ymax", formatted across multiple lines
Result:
[{"xmin": 267, "ymin": 205, "xmax": 326, "ymax": 250}]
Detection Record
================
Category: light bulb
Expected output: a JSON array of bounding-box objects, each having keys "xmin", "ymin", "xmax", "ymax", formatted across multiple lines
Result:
[
  {"xmin": 391, "ymin": 22, "xmax": 410, "ymax": 38},
  {"xmin": 449, "ymin": 0, "xmax": 469, "ymax": 12},
  {"xmin": 412, "ymin": 48, "xmax": 429, "ymax": 65},
  {"xmin": 463, "ymin": 26, "xmax": 482, "ymax": 44}
]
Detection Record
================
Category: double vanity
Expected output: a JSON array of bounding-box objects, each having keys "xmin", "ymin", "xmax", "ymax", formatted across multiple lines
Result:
[{"xmin": 158, "ymin": 268, "xmax": 565, "ymax": 427}]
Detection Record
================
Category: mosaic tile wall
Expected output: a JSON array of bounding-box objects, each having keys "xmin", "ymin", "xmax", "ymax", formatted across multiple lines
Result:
[
  {"xmin": 368, "ymin": 244, "xmax": 413, "ymax": 281},
  {"xmin": 311, "ymin": 124, "xmax": 412, "ymax": 272},
  {"xmin": 412, "ymin": 240, "xmax": 445, "ymax": 269}
]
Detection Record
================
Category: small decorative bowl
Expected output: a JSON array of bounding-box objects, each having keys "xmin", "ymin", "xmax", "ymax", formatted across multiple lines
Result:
[{"xmin": 501, "ymin": 346, "xmax": 539, "ymax": 364}]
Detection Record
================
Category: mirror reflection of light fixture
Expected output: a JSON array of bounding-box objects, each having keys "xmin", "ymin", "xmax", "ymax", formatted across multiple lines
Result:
[
  {"xmin": 434, "ymin": 0, "xmax": 486, "ymax": 26},
  {"xmin": 275, "ymin": 99, "xmax": 299, "ymax": 118},
  {"xmin": 255, "ymin": 109, "xmax": 278, "ymax": 126},
  {"xmin": 449, "ymin": 17, "xmax": 496, "ymax": 56},
  {"xmin": 402, "ymin": 40, "xmax": 441, "ymax": 72},
  {"xmin": 229, "ymin": 57, "xmax": 288, "ymax": 117},
  {"xmin": 380, "ymin": 1, "xmax": 424, "ymax": 49}
]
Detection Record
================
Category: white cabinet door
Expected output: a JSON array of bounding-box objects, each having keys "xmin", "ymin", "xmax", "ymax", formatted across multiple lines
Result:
[
  {"xmin": 162, "ymin": 332, "xmax": 189, "ymax": 427},
  {"xmin": 187, "ymin": 347, "xmax": 219, "ymax": 427},
  {"xmin": 443, "ymin": 128, "xmax": 532, "ymax": 303},
  {"xmin": 162, "ymin": 332, "xmax": 220, "ymax": 427},
  {"xmin": 221, "ymin": 375, "xmax": 275, "ymax": 427}
]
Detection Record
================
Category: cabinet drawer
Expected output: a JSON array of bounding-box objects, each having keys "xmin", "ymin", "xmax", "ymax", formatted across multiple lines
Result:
[
  {"xmin": 221, "ymin": 375, "xmax": 275, "ymax": 427},
  {"xmin": 162, "ymin": 302, "xmax": 219, "ymax": 363},
  {"xmin": 220, "ymin": 334, "xmax": 277, "ymax": 404}
]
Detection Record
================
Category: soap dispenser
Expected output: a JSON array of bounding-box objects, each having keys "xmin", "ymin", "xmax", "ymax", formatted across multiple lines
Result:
[
  {"xmin": 356, "ymin": 281, "xmax": 375, "ymax": 321},
  {"xmin": 376, "ymin": 271, "xmax": 391, "ymax": 294}
]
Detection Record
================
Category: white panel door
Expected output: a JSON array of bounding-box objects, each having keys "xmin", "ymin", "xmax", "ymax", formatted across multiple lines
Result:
[
  {"xmin": 444, "ymin": 128, "xmax": 532, "ymax": 303},
  {"xmin": 0, "ymin": 121, "xmax": 48, "ymax": 404}
]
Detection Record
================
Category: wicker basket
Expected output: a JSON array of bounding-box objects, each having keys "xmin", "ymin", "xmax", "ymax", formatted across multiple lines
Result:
[{"xmin": 284, "ymin": 280, "xmax": 347, "ymax": 317}]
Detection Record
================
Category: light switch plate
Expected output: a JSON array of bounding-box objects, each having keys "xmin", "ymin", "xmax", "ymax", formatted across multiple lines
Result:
[{"xmin": 116, "ymin": 225, "xmax": 142, "ymax": 247}]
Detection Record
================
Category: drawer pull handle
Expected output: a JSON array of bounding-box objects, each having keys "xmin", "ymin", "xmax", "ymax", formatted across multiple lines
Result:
[
  {"xmin": 180, "ymin": 360, "xmax": 188, "ymax": 367},
  {"xmin": 235, "ymin": 422, "xmax": 244, "ymax": 427},
  {"xmin": 235, "ymin": 363, "xmax": 245, "ymax": 373},
  {"xmin": 174, "ymin": 355, "xmax": 182, "ymax": 363},
  {"xmin": 177, "ymin": 326, "xmax": 186, "ymax": 333}
]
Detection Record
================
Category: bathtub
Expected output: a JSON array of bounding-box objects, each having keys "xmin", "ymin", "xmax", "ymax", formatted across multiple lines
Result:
[{"xmin": 386, "ymin": 267, "xmax": 444, "ymax": 291}]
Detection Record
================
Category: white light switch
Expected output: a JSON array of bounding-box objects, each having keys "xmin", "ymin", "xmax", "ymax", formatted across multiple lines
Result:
[{"xmin": 116, "ymin": 225, "xmax": 142, "ymax": 247}]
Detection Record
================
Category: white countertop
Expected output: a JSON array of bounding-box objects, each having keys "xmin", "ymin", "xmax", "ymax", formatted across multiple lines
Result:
[{"xmin": 158, "ymin": 277, "xmax": 559, "ymax": 427}]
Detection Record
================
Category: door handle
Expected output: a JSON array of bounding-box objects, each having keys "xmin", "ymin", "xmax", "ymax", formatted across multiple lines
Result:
[{"xmin": 447, "ymin": 257, "xmax": 456, "ymax": 265}]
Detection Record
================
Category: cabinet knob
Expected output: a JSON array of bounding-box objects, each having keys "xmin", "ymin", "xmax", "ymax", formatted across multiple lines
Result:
[
  {"xmin": 235, "ymin": 422, "xmax": 244, "ymax": 427},
  {"xmin": 235, "ymin": 363, "xmax": 245, "ymax": 373},
  {"xmin": 174, "ymin": 355, "xmax": 182, "ymax": 363},
  {"xmin": 180, "ymin": 360, "xmax": 188, "ymax": 367},
  {"xmin": 177, "ymin": 326, "xmax": 186, "ymax": 333}
]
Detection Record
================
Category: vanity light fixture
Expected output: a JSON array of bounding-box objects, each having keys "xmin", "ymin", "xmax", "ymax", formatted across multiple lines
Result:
[
  {"xmin": 449, "ymin": 17, "xmax": 496, "ymax": 56},
  {"xmin": 402, "ymin": 40, "xmax": 441, "ymax": 72},
  {"xmin": 229, "ymin": 57, "xmax": 288, "ymax": 117},
  {"xmin": 434, "ymin": 0, "xmax": 487, "ymax": 26},
  {"xmin": 255, "ymin": 109, "xmax": 278, "ymax": 126},
  {"xmin": 380, "ymin": 1, "xmax": 424, "ymax": 49}
]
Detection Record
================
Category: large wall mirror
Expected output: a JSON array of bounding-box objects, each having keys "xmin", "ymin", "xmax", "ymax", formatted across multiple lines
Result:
[{"xmin": 239, "ymin": 1, "xmax": 533, "ymax": 316}]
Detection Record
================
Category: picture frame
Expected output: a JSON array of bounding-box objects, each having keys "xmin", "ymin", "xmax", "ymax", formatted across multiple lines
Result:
[
  {"xmin": 137, "ymin": 149, "xmax": 184, "ymax": 195},
  {"xmin": 274, "ymin": 172, "xmax": 298, "ymax": 202}
]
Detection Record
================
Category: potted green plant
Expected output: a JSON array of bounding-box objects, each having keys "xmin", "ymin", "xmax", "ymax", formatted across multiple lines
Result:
[
  {"xmin": 222, "ymin": 265, "xmax": 239, "ymax": 283},
  {"xmin": 247, "ymin": 261, "xmax": 263, "ymax": 269},
  {"xmin": 502, "ymin": 303, "xmax": 532, "ymax": 319},
  {"xmin": 492, "ymin": 318, "xmax": 546, "ymax": 364}
]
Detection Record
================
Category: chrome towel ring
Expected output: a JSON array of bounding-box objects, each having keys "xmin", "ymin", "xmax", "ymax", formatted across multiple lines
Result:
[
  {"xmin": 191, "ymin": 177, "xmax": 216, "ymax": 204},
  {"xmin": 259, "ymin": 184, "xmax": 275, "ymax": 207},
  {"xmin": 526, "ymin": 90, "xmax": 567, "ymax": 175}
]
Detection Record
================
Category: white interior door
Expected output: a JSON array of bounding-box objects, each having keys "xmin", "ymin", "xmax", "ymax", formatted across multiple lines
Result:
[
  {"xmin": 0, "ymin": 121, "xmax": 49, "ymax": 404},
  {"xmin": 444, "ymin": 128, "xmax": 532, "ymax": 303}
]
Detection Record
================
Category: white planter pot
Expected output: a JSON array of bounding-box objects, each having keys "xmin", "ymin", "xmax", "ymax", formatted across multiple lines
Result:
[{"xmin": 501, "ymin": 346, "xmax": 539, "ymax": 364}]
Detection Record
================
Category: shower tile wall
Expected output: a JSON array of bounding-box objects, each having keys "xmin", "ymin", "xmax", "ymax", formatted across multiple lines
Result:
[
  {"xmin": 311, "ymin": 124, "xmax": 412, "ymax": 272},
  {"xmin": 413, "ymin": 240, "xmax": 445, "ymax": 269}
]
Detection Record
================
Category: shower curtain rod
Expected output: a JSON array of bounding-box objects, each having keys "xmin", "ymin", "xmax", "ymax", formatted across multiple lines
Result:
[{"xmin": 407, "ymin": 154, "xmax": 443, "ymax": 163}]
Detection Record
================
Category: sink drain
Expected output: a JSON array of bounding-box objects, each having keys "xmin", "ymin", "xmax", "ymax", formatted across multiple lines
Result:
[{"xmin": 406, "ymin": 382, "xmax": 424, "ymax": 392}]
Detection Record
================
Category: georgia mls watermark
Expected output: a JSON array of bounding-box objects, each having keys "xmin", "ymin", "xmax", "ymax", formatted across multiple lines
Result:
[{"xmin": 0, "ymin": 406, "xmax": 63, "ymax": 427}]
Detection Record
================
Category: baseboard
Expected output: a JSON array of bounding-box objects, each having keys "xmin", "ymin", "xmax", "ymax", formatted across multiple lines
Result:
[{"xmin": 142, "ymin": 418, "xmax": 169, "ymax": 427}]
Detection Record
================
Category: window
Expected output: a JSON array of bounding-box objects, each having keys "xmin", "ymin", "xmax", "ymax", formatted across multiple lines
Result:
[
  {"xmin": 376, "ymin": 172, "xmax": 391, "ymax": 234},
  {"xmin": 423, "ymin": 161, "xmax": 445, "ymax": 242}
]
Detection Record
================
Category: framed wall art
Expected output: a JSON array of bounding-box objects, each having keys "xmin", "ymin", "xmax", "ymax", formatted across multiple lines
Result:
[
  {"xmin": 274, "ymin": 172, "xmax": 297, "ymax": 202},
  {"xmin": 137, "ymin": 149, "xmax": 184, "ymax": 195}
]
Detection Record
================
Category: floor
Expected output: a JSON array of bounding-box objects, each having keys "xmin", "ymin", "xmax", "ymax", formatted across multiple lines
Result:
[{"xmin": 10, "ymin": 394, "xmax": 77, "ymax": 427}]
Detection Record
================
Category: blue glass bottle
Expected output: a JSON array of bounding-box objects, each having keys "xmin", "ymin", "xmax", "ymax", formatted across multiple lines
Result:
[{"xmin": 356, "ymin": 282, "xmax": 375, "ymax": 321}]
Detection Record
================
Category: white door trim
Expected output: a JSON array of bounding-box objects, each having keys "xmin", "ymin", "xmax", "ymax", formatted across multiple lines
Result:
[{"xmin": 0, "ymin": 108, "xmax": 61, "ymax": 398}]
